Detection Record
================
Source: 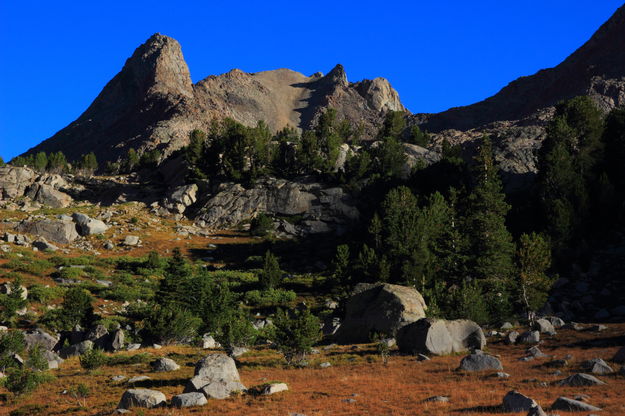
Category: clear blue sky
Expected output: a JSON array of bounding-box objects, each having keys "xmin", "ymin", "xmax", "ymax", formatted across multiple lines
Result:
[{"xmin": 0, "ymin": 0, "xmax": 622, "ymax": 161}]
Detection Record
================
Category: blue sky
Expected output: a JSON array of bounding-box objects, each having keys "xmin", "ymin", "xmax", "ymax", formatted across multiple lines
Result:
[{"xmin": 0, "ymin": 0, "xmax": 622, "ymax": 161}]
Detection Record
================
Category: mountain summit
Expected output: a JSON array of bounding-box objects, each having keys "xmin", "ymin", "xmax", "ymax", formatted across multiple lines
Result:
[{"xmin": 27, "ymin": 34, "xmax": 405, "ymax": 162}]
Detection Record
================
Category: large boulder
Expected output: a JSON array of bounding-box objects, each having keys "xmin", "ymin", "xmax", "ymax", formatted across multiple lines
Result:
[
  {"xmin": 16, "ymin": 219, "xmax": 79, "ymax": 244},
  {"xmin": 23, "ymin": 329, "xmax": 59, "ymax": 351},
  {"xmin": 163, "ymin": 184, "xmax": 198, "ymax": 214},
  {"xmin": 171, "ymin": 392, "xmax": 207, "ymax": 408},
  {"xmin": 151, "ymin": 357, "xmax": 180, "ymax": 372},
  {"xmin": 581, "ymin": 358, "xmax": 614, "ymax": 375},
  {"xmin": 183, "ymin": 354, "xmax": 246, "ymax": 399},
  {"xmin": 551, "ymin": 397, "xmax": 601, "ymax": 412},
  {"xmin": 396, "ymin": 318, "xmax": 485, "ymax": 356},
  {"xmin": 59, "ymin": 340, "xmax": 93, "ymax": 358},
  {"xmin": 118, "ymin": 389, "xmax": 166, "ymax": 409},
  {"xmin": 556, "ymin": 373, "xmax": 606, "ymax": 386},
  {"xmin": 26, "ymin": 184, "xmax": 72, "ymax": 208},
  {"xmin": 334, "ymin": 283, "xmax": 427, "ymax": 344},
  {"xmin": 502, "ymin": 390, "xmax": 537, "ymax": 412},
  {"xmin": 458, "ymin": 351, "xmax": 503, "ymax": 372},
  {"xmin": 0, "ymin": 166, "xmax": 37, "ymax": 200},
  {"xmin": 72, "ymin": 213, "xmax": 108, "ymax": 235}
]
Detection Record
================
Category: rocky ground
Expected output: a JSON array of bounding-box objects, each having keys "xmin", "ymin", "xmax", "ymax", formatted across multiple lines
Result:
[{"xmin": 1, "ymin": 324, "xmax": 624, "ymax": 415}]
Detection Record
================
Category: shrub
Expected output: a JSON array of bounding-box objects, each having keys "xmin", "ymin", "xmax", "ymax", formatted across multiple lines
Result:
[
  {"xmin": 3, "ymin": 367, "xmax": 54, "ymax": 396},
  {"xmin": 259, "ymin": 251, "xmax": 282, "ymax": 290},
  {"xmin": 269, "ymin": 307, "xmax": 321, "ymax": 365},
  {"xmin": 0, "ymin": 276, "xmax": 28, "ymax": 324},
  {"xmin": 243, "ymin": 289, "xmax": 296, "ymax": 307},
  {"xmin": 60, "ymin": 288, "xmax": 95, "ymax": 329},
  {"xmin": 250, "ymin": 213, "xmax": 274, "ymax": 236},
  {"xmin": 215, "ymin": 311, "xmax": 257, "ymax": 355},
  {"xmin": 0, "ymin": 330, "xmax": 26, "ymax": 371},
  {"xmin": 79, "ymin": 348, "xmax": 107, "ymax": 370},
  {"xmin": 142, "ymin": 305, "xmax": 201, "ymax": 345},
  {"xmin": 26, "ymin": 345, "xmax": 48, "ymax": 371},
  {"xmin": 28, "ymin": 285, "xmax": 66, "ymax": 304}
]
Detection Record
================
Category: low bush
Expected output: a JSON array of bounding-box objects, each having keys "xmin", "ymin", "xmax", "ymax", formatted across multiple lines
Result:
[
  {"xmin": 3, "ymin": 368, "xmax": 54, "ymax": 396},
  {"xmin": 79, "ymin": 348, "xmax": 107, "ymax": 370},
  {"xmin": 142, "ymin": 305, "xmax": 201, "ymax": 345},
  {"xmin": 269, "ymin": 307, "xmax": 321, "ymax": 366},
  {"xmin": 27, "ymin": 285, "xmax": 66, "ymax": 304},
  {"xmin": 243, "ymin": 289, "xmax": 296, "ymax": 307}
]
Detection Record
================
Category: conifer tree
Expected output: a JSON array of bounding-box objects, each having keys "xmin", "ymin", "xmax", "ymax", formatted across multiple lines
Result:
[
  {"xmin": 465, "ymin": 136, "xmax": 515, "ymax": 321},
  {"xmin": 517, "ymin": 232, "xmax": 554, "ymax": 323}
]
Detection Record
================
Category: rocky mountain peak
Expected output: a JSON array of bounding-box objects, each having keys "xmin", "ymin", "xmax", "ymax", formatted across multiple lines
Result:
[{"xmin": 324, "ymin": 64, "xmax": 349, "ymax": 88}]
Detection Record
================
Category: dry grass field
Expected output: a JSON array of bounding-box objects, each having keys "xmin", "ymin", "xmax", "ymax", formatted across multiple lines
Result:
[{"xmin": 2, "ymin": 324, "xmax": 624, "ymax": 416}]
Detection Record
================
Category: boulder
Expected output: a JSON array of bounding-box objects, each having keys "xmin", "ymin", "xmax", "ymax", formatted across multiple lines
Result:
[
  {"xmin": 613, "ymin": 346, "xmax": 625, "ymax": 363},
  {"xmin": 23, "ymin": 329, "xmax": 59, "ymax": 351},
  {"xmin": 72, "ymin": 213, "xmax": 108, "ymax": 235},
  {"xmin": 200, "ymin": 334, "xmax": 220, "ymax": 349},
  {"xmin": 183, "ymin": 354, "xmax": 246, "ymax": 399},
  {"xmin": 397, "ymin": 318, "xmax": 485, "ymax": 356},
  {"xmin": 545, "ymin": 316, "xmax": 565, "ymax": 328},
  {"xmin": 335, "ymin": 283, "xmax": 427, "ymax": 344},
  {"xmin": 0, "ymin": 166, "xmax": 37, "ymax": 200},
  {"xmin": 43, "ymin": 350, "xmax": 64, "ymax": 369},
  {"xmin": 32, "ymin": 239, "xmax": 58, "ymax": 252},
  {"xmin": 171, "ymin": 392, "xmax": 207, "ymax": 408},
  {"xmin": 458, "ymin": 352, "xmax": 503, "ymax": 372},
  {"xmin": 59, "ymin": 340, "xmax": 93, "ymax": 358},
  {"xmin": 110, "ymin": 330, "xmax": 125, "ymax": 351},
  {"xmin": 517, "ymin": 331, "xmax": 540, "ymax": 344},
  {"xmin": 551, "ymin": 397, "xmax": 601, "ymax": 412},
  {"xmin": 123, "ymin": 235, "xmax": 140, "ymax": 246},
  {"xmin": 505, "ymin": 331, "xmax": 519, "ymax": 345},
  {"xmin": 502, "ymin": 390, "xmax": 537, "ymax": 412},
  {"xmin": 533, "ymin": 319, "xmax": 556, "ymax": 335},
  {"xmin": 26, "ymin": 184, "xmax": 72, "ymax": 208},
  {"xmin": 163, "ymin": 184, "xmax": 198, "ymax": 214},
  {"xmin": 127, "ymin": 375, "xmax": 151, "ymax": 384},
  {"xmin": 16, "ymin": 219, "xmax": 79, "ymax": 244},
  {"xmin": 262, "ymin": 382, "xmax": 289, "ymax": 395},
  {"xmin": 581, "ymin": 358, "xmax": 614, "ymax": 375},
  {"xmin": 526, "ymin": 404, "xmax": 547, "ymax": 416},
  {"xmin": 557, "ymin": 373, "xmax": 606, "ymax": 386},
  {"xmin": 117, "ymin": 389, "xmax": 166, "ymax": 409},
  {"xmin": 151, "ymin": 357, "xmax": 180, "ymax": 372}
]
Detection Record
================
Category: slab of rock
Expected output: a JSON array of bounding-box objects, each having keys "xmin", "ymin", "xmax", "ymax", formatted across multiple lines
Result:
[
  {"xmin": 16, "ymin": 219, "xmax": 79, "ymax": 244},
  {"xmin": 262, "ymin": 382, "xmax": 289, "ymax": 395},
  {"xmin": 551, "ymin": 397, "xmax": 601, "ymax": 412},
  {"xmin": 32, "ymin": 239, "xmax": 59, "ymax": 252},
  {"xmin": 503, "ymin": 390, "xmax": 537, "ymax": 412},
  {"xmin": 545, "ymin": 316, "xmax": 565, "ymax": 328},
  {"xmin": 201, "ymin": 334, "xmax": 220, "ymax": 349},
  {"xmin": 397, "ymin": 318, "xmax": 485, "ymax": 356},
  {"xmin": 458, "ymin": 352, "xmax": 503, "ymax": 372},
  {"xmin": 151, "ymin": 357, "xmax": 180, "ymax": 372},
  {"xmin": 171, "ymin": 392, "xmax": 208, "ymax": 408},
  {"xmin": 581, "ymin": 358, "xmax": 613, "ymax": 374},
  {"xmin": 557, "ymin": 373, "xmax": 606, "ymax": 386},
  {"xmin": 127, "ymin": 375, "xmax": 151, "ymax": 384},
  {"xmin": 0, "ymin": 166, "xmax": 37, "ymax": 200},
  {"xmin": 335, "ymin": 283, "xmax": 427, "ymax": 344},
  {"xmin": 117, "ymin": 389, "xmax": 166, "ymax": 409},
  {"xmin": 527, "ymin": 346, "xmax": 547, "ymax": 358},
  {"xmin": 43, "ymin": 350, "xmax": 64, "ymax": 369},
  {"xmin": 505, "ymin": 331, "xmax": 520, "ymax": 345},
  {"xmin": 423, "ymin": 395, "xmax": 449, "ymax": 402}
]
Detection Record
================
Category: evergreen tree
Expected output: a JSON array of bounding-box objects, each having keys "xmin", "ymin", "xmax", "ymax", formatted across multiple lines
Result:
[
  {"xmin": 77, "ymin": 152, "xmax": 98, "ymax": 176},
  {"xmin": 259, "ymin": 251, "xmax": 282, "ymax": 290},
  {"xmin": 0, "ymin": 155, "xmax": 5, "ymax": 166},
  {"xmin": 47, "ymin": 152, "xmax": 67, "ymax": 173},
  {"xmin": 34, "ymin": 152, "xmax": 48, "ymax": 172},
  {"xmin": 0, "ymin": 276, "xmax": 28, "ymax": 324},
  {"xmin": 465, "ymin": 137, "xmax": 515, "ymax": 321},
  {"xmin": 125, "ymin": 148, "xmax": 140, "ymax": 172},
  {"xmin": 156, "ymin": 248, "xmax": 192, "ymax": 307},
  {"xmin": 378, "ymin": 111, "xmax": 406, "ymax": 140},
  {"xmin": 517, "ymin": 232, "xmax": 554, "ymax": 323},
  {"xmin": 409, "ymin": 125, "xmax": 430, "ymax": 147},
  {"xmin": 330, "ymin": 244, "xmax": 351, "ymax": 295}
]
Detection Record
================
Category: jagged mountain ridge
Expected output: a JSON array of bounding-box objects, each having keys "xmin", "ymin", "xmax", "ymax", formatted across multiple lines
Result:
[
  {"xmin": 26, "ymin": 34, "xmax": 404, "ymax": 162},
  {"xmin": 419, "ymin": 4, "xmax": 625, "ymax": 132}
]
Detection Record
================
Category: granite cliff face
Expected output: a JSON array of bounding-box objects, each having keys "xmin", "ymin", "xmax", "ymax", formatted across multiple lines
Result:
[{"xmin": 26, "ymin": 34, "xmax": 404, "ymax": 163}]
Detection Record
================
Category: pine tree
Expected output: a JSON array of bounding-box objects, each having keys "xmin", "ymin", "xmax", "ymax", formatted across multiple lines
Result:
[
  {"xmin": 465, "ymin": 137, "xmax": 515, "ymax": 321},
  {"xmin": 517, "ymin": 232, "xmax": 554, "ymax": 323},
  {"xmin": 259, "ymin": 250, "xmax": 282, "ymax": 290},
  {"xmin": 157, "ymin": 248, "xmax": 192, "ymax": 307},
  {"xmin": 34, "ymin": 152, "xmax": 48, "ymax": 172}
]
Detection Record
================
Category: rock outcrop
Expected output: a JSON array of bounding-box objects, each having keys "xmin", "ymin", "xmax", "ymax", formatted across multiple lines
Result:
[
  {"xmin": 334, "ymin": 283, "xmax": 427, "ymax": 344},
  {"xmin": 183, "ymin": 354, "xmax": 246, "ymax": 399},
  {"xmin": 195, "ymin": 177, "xmax": 359, "ymax": 236}
]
